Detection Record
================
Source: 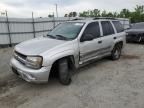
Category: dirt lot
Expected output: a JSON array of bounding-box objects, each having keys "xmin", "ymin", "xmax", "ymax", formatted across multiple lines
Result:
[{"xmin": 0, "ymin": 44, "xmax": 144, "ymax": 108}]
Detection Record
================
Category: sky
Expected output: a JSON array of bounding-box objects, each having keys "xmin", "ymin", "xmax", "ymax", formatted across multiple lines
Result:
[{"xmin": 0, "ymin": 0, "xmax": 144, "ymax": 18}]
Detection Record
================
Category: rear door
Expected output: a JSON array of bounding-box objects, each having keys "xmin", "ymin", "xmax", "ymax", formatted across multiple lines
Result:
[
  {"xmin": 79, "ymin": 22, "xmax": 102, "ymax": 63},
  {"xmin": 99, "ymin": 21, "xmax": 115, "ymax": 55}
]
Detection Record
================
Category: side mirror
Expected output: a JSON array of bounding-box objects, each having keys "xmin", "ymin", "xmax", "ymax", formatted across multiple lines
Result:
[{"xmin": 80, "ymin": 34, "xmax": 94, "ymax": 42}]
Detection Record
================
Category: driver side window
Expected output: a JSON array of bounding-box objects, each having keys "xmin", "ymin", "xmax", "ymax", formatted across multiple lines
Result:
[{"xmin": 83, "ymin": 22, "xmax": 100, "ymax": 39}]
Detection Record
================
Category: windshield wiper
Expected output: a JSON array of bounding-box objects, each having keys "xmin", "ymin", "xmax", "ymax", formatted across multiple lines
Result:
[
  {"xmin": 55, "ymin": 35, "xmax": 68, "ymax": 40},
  {"xmin": 47, "ymin": 34, "xmax": 57, "ymax": 39}
]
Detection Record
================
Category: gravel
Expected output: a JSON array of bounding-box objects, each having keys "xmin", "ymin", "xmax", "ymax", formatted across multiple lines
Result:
[{"xmin": 0, "ymin": 43, "xmax": 144, "ymax": 108}]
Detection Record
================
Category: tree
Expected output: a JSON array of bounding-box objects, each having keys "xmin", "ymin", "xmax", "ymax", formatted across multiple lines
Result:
[
  {"xmin": 134, "ymin": 5, "xmax": 144, "ymax": 22},
  {"xmin": 64, "ymin": 14, "xmax": 68, "ymax": 17},
  {"xmin": 77, "ymin": 5, "xmax": 144, "ymax": 22},
  {"xmin": 135, "ymin": 5, "xmax": 144, "ymax": 14},
  {"xmin": 79, "ymin": 11, "xmax": 89, "ymax": 17},
  {"xmin": 48, "ymin": 14, "xmax": 54, "ymax": 18},
  {"xmin": 72, "ymin": 12, "xmax": 77, "ymax": 17},
  {"xmin": 101, "ymin": 10, "xmax": 107, "ymax": 17},
  {"xmin": 113, "ymin": 12, "xmax": 118, "ymax": 17},
  {"xmin": 68, "ymin": 12, "xmax": 73, "ymax": 17},
  {"xmin": 66, "ymin": 12, "xmax": 78, "ymax": 17},
  {"xmin": 93, "ymin": 9, "xmax": 100, "ymax": 17},
  {"xmin": 106, "ymin": 12, "xmax": 114, "ymax": 17},
  {"xmin": 119, "ymin": 9, "xmax": 131, "ymax": 18}
]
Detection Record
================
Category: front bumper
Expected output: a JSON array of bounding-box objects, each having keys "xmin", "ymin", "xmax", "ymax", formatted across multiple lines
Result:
[{"xmin": 10, "ymin": 57, "xmax": 51, "ymax": 83}]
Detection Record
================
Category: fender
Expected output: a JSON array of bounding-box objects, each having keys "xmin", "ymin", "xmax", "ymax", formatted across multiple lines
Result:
[{"xmin": 42, "ymin": 49, "xmax": 79, "ymax": 68}]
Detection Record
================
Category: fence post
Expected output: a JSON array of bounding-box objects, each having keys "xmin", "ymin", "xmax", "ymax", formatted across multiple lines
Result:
[
  {"xmin": 32, "ymin": 12, "xmax": 36, "ymax": 38},
  {"xmin": 5, "ymin": 11, "xmax": 12, "ymax": 47}
]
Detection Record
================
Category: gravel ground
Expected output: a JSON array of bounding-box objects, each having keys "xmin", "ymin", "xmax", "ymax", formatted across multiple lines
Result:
[{"xmin": 0, "ymin": 43, "xmax": 144, "ymax": 108}]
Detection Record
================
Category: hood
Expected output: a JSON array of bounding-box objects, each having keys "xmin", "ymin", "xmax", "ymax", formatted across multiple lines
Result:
[{"xmin": 15, "ymin": 37, "xmax": 68, "ymax": 55}]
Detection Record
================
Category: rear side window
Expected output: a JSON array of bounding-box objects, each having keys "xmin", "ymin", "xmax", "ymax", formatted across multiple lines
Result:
[
  {"xmin": 83, "ymin": 22, "xmax": 100, "ymax": 38},
  {"xmin": 101, "ymin": 21, "xmax": 114, "ymax": 36},
  {"xmin": 112, "ymin": 21, "xmax": 124, "ymax": 33}
]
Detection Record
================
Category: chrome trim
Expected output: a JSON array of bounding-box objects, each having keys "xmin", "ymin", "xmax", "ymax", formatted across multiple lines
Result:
[{"xmin": 14, "ymin": 52, "xmax": 27, "ymax": 65}]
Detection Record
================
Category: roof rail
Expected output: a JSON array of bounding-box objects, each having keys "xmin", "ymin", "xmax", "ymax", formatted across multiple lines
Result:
[{"xmin": 93, "ymin": 17, "xmax": 117, "ymax": 20}]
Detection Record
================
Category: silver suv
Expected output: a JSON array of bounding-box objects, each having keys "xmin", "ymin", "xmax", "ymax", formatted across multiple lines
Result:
[{"xmin": 10, "ymin": 19, "xmax": 126, "ymax": 85}]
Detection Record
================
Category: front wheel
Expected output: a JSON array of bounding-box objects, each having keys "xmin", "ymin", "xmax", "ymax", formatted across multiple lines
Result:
[
  {"xmin": 58, "ymin": 58, "xmax": 72, "ymax": 85},
  {"xmin": 111, "ymin": 44, "xmax": 122, "ymax": 60}
]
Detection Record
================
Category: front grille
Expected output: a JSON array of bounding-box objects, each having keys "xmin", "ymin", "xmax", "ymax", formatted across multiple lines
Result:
[
  {"xmin": 15, "ymin": 51, "xmax": 27, "ymax": 59},
  {"xmin": 14, "ymin": 51, "xmax": 27, "ymax": 64}
]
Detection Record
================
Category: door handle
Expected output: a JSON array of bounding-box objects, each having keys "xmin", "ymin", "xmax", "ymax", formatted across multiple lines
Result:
[
  {"xmin": 113, "ymin": 37, "xmax": 117, "ymax": 39},
  {"xmin": 98, "ymin": 40, "xmax": 102, "ymax": 44}
]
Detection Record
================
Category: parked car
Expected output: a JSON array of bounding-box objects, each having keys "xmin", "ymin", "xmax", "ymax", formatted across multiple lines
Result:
[
  {"xmin": 10, "ymin": 19, "xmax": 126, "ymax": 85},
  {"xmin": 126, "ymin": 22, "xmax": 144, "ymax": 43}
]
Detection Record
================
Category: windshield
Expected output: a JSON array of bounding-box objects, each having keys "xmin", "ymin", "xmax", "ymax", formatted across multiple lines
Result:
[{"xmin": 47, "ymin": 22, "xmax": 84, "ymax": 40}]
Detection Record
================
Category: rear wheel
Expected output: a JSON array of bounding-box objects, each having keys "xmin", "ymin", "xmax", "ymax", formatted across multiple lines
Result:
[
  {"xmin": 111, "ymin": 44, "xmax": 122, "ymax": 60},
  {"xmin": 58, "ymin": 58, "xmax": 72, "ymax": 85}
]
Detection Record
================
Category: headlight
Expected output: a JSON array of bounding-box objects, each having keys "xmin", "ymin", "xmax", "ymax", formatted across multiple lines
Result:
[{"xmin": 26, "ymin": 56, "xmax": 43, "ymax": 69}]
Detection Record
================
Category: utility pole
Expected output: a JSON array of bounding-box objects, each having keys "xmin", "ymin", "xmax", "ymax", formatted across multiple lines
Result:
[
  {"xmin": 5, "ymin": 10, "xmax": 12, "ymax": 47},
  {"xmin": 55, "ymin": 4, "xmax": 58, "ymax": 18},
  {"xmin": 32, "ymin": 12, "xmax": 36, "ymax": 38}
]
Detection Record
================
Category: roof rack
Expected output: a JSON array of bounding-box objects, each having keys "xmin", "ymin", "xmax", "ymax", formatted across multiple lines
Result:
[{"xmin": 93, "ymin": 17, "xmax": 117, "ymax": 20}]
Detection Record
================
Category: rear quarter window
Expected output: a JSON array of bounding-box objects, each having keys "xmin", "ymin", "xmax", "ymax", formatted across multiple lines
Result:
[{"xmin": 112, "ymin": 21, "xmax": 124, "ymax": 33}]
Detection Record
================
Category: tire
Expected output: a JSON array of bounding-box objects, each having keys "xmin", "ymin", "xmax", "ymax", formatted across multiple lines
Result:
[
  {"xmin": 111, "ymin": 44, "xmax": 122, "ymax": 60},
  {"xmin": 58, "ymin": 58, "xmax": 72, "ymax": 85}
]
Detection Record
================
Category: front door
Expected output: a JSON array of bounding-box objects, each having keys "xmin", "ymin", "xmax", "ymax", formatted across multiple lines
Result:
[{"xmin": 79, "ymin": 22, "xmax": 102, "ymax": 63}]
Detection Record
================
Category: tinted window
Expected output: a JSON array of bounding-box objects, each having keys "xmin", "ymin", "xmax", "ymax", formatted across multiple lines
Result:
[
  {"xmin": 83, "ymin": 22, "xmax": 100, "ymax": 38},
  {"xmin": 112, "ymin": 21, "xmax": 124, "ymax": 33},
  {"xmin": 101, "ymin": 21, "xmax": 114, "ymax": 36}
]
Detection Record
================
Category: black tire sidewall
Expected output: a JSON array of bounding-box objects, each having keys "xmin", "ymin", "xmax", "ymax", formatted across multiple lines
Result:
[
  {"xmin": 58, "ymin": 59, "xmax": 72, "ymax": 85},
  {"xmin": 111, "ymin": 45, "xmax": 121, "ymax": 60}
]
